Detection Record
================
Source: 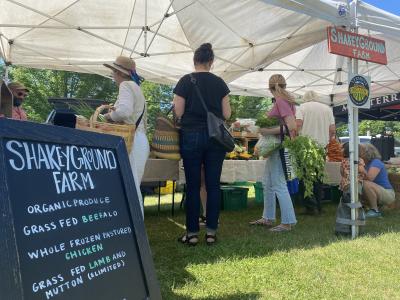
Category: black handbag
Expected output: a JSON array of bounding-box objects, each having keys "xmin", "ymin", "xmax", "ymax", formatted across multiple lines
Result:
[{"xmin": 189, "ymin": 74, "xmax": 235, "ymax": 152}]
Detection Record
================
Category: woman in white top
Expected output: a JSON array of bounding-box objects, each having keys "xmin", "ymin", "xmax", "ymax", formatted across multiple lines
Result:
[{"xmin": 104, "ymin": 56, "xmax": 149, "ymax": 215}]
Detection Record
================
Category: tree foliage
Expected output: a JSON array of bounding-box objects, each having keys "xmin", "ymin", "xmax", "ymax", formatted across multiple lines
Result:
[
  {"xmin": 229, "ymin": 95, "xmax": 272, "ymax": 122},
  {"xmin": 140, "ymin": 81, "xmax": 173, "ymax": 140},
  {"xmin": 337, "ymin": 120, "xmax": 400, "ymax": 137},
  {"xmin": 7, "ymin": 67, "xmax": 118, "ymax": 122}
]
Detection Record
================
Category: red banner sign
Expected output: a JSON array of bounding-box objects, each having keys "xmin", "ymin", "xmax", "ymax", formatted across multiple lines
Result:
[{"xmin": 327, "ymin": 26, "xmax": 387, "ymax": 65}]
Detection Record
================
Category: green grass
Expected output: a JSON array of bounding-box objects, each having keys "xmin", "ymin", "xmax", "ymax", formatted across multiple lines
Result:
[{"xmin": 144, "ymin": 191, "xmax": 400, "ymax": 300}]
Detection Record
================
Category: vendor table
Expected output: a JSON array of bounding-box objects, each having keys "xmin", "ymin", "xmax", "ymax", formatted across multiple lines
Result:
[
  {"xmin": 142, "ymin": 158, "xmax": 179, "ymax": 182},
  {"xmin": 178, "ymin": 160, "xmax": 341, "ymax": 185},
  {"xmin": 141, "ymin": 158, "xmax": 341, "ymax": 215},
  {"xmin": 142, "ymin": 158, "xmax": 179, "ymax": 215}
]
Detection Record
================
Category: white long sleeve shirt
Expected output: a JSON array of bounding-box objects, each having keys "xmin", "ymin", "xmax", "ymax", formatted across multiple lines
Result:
[{"xmin": 110, "ymin": 81, "xmax": 147, "ymax": 133}]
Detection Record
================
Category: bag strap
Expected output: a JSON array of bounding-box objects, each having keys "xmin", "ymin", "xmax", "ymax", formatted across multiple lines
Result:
[
  {"xmin": 274, "ymin": 101, "xmax": 290, "ymax": 143},
  {"xmin": 274, "ymin": 100, "xmax": 291, "ymax": 180},
  {"xmin": 166, "ymin": 105, "xmax": 174, "ymax": 116},
  {"xmin": 135, "ymin": 103, "xmax": 145, "ymax": 127},
  {"xmin": 189, "ymin": 73, "xmax": 209, "ymax": 113}
]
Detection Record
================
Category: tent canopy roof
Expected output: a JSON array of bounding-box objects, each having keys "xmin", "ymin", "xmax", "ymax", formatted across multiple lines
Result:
[
  {"xmin": 334, "ymin": 93, "xmax": 400, "ymax": 122},
  {"xmin": 1, "ymin": 0, "xmax": 400, "ymax": 105}
]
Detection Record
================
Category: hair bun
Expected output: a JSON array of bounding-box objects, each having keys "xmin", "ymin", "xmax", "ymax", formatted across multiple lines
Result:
[
  {"xmin": 193, "ymin": 43, "xmax": 214, "ymax": 65},
  {"xmin": 200, "ymin": 43, "xmax": 212, "ymax": 50}
]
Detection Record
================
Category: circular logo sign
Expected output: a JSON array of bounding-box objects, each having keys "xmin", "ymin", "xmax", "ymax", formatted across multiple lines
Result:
[{"xmin": 348, "ymin": 75, "xmax": 370, "ymax": 106}]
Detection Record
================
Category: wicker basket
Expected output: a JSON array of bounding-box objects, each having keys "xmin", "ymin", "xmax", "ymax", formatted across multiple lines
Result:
[
  {"xmin": 388, "ymin": 173, "xmax": 400, "ymax": 209},
  {"xmin": 151, "ymin": 116, "xmax": 180, "ymax": 160},
  {"xmin": 76, "ymin": 104, "xmax": 135, "ymax": 153}
]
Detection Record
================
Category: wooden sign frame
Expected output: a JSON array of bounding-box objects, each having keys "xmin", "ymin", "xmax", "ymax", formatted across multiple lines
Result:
[
  {"xmin": 0, "ymin": 80, "xmax": 13, "ymax": 117},
  {"xmin": 327, "ymin": 26, "xmax": 387, "ymax": 65},
  {"xmin": 0, "ymin": 118, "xmax": 161, "ymax": 300}
]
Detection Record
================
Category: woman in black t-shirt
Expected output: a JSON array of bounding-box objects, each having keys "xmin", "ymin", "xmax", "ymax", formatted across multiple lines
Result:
[{"xmin": 173, "ymin": 43, "xmax": 231, "ymax": 246}]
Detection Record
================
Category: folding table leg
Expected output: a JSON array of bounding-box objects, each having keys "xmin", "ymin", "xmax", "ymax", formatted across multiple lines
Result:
[
  {"xmin": 158, "ymin": 181, "xmax": 161, "ymax": 212},
  {"xmin": 180, "ymin": 184, "xmax": 186, "ymax": 209},
  {"xmin": 171, "ymin": 181, "xmax": 176, "ymax": 216}
]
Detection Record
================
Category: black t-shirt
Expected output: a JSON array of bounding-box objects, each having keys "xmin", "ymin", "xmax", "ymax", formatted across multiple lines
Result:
[{"xmin": 173, "ymin": 72, "xmax": 230, "ymax": 129}]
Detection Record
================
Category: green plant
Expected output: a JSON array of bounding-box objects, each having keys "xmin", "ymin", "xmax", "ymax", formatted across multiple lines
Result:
[
  {"xmin": 69, "ymin": 101, "xmax": 95, "ymax": 119},
  {"xmin": 255, "ymin": 115, "xmax": 279, "ymax": 128},
  {"xmin": 283, "ymin": 136, "xmax": 326, "ymax": 198}
]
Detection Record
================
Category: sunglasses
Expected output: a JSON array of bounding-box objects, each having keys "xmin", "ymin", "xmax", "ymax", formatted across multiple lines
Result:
[{"xmin": 17, "ymin": 91, "xmax": 28, "ymax": 97}]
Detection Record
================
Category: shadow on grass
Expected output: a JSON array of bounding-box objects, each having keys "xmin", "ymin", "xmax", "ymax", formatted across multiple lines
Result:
[
  {"xmin": 170, "ymin": 292, "xmax": 261, "ymax": 300},
  {"xmin": 144, "ymin": 199, "xmax": 400, "ymax": 299}
]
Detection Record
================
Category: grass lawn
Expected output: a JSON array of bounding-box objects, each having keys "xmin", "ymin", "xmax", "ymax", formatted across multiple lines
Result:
[{"xmin": 143, "ymin": 189, "xmax": 400, "ymax": 300}]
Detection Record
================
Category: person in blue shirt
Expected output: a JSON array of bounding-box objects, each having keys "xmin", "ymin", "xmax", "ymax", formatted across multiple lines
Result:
[{"xmin": 360, "ymin": 144, "xmax": 395, "ymax": 218}]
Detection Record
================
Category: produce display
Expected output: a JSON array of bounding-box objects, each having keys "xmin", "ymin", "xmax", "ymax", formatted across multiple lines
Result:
[
  {"xmin": 226, "ymin": 144, "xmax": 254, "ymax": 160},
  {"xmin": 326, "ymin": 139, "xmax": 344, "ymax": 162},
  {"xmin": 283, "ymin": 136, "xmax": 326, "ymax": 198}
]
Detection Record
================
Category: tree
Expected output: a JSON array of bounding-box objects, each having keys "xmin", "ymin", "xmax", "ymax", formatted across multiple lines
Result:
[
  {"xmin": 0, "ymin": 63, "xmax": 4, "ymax": 78},
  {"xmin": 141, "ymin": 81, "xmax": 173, "ymax": 140},
  {"xmin": 9, "ymin": 67, "xmax": 117, "ymax": 122},
  {"xmin": 229, "ymin": 95, "xmax": 272, "ymax": 122},
  {"xmin": 336, "ymin": 119, "xmax": 400, "ymax": 138},
  {"xmin": 5, "ymin": 66, "xmax": 275, "ymax": 140}
]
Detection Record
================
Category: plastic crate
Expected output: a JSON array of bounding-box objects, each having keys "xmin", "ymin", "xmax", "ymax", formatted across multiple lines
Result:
[
  {"xmin": 155, "ymin": 181, "xmax": 174, "ymax": 194},
  {"xmin": 232, "ymin": 181, "xmax": 253, "ymax": 187},
  {"xmin": 330, "ymin": 185, "xmax": 341, "ymax": 202},
  {"xmin": 221, "ymin": 186, "xmax": 248, "ymax": 211},
  {"xmin": 254, "ymin": 182, "xmax": 264, "ymax": 204}
]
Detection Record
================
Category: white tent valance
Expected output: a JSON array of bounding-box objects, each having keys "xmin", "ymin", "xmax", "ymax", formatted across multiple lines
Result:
[{"xmin": 1, "ymin": 0, "xmax": 399, "ymax": 104}]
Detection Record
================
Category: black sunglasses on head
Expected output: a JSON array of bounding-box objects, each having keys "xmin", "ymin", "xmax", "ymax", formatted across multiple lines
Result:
[{"xmin": 17, "ymin": 91, "xmax": 28, "ymax": 97}]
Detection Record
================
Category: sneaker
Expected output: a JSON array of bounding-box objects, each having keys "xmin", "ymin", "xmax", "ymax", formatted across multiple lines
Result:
[{"xmin": 365, "ymin": 209, "xmax": 382, "ymax": 218}]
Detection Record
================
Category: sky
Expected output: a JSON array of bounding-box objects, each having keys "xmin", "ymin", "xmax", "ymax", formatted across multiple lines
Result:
[{"xmin": 364, "ymin": 0, "xmax": 400, "ymax": 16}]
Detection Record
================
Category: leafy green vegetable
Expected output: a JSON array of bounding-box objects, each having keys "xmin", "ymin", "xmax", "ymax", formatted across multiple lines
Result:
[
  {"xmin": 69, "ymin": 101, "xmax": 95, "ymax": 120},
  {"xmin": 256, "ymin": 116, "xmax": 279, "ymax": 128},
  {"xmin": 283, "ymin": 136, "xmax": 326, "ymax": 198}
]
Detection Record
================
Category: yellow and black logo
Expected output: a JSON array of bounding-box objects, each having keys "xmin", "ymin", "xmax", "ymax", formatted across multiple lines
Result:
[{"xmin": 348, "ymin": 75, "xmax": 370, "ymax": 106}]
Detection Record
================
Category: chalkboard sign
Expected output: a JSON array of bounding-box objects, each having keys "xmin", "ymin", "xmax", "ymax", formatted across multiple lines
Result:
[{"xmin": 0, "ymin": 119, "xmax": 161, "ymax": 300}]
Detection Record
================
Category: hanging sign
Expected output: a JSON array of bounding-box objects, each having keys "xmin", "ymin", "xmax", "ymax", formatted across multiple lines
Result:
[
  {"xmin": 327, "ymin": 26, "xmax": 387, "ymax": 65},
  {"xmin": 348, "ymin": 74, "xmax": 371, "ymax": 109}
]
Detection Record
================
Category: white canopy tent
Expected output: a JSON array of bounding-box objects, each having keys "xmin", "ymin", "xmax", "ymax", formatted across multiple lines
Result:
[
  {"xmin": 1, "ymin": 0, "xmax": 399, "ymax": 104},
  {"xmin": 1, "ymin": 0, "xmax": 399, "ymax": 238},
  {"xmin": 230, "ymin": 29, "xmax": 400, "ymax": 105}
]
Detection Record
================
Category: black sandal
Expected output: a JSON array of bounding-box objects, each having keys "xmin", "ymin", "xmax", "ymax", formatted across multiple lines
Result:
[
  {"xmin": 205, "ymin": 233, "xmax": 217, "ymax": 246},
  {"xmin": 178, "ymin": 234, "xmax": 199, "ymax": 246}
]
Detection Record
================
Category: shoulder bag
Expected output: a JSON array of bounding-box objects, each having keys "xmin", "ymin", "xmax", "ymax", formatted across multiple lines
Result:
[
  {"xmin": 275, "ymin": 102, "xmax": 296, "ymax": 182},
  {"xmin": 189, "ymin": 74, "xmax": 235, "ymax": 152}
]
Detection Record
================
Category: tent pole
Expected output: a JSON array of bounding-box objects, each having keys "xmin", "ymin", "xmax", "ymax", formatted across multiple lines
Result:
[
  {"xmin": 347, "ymin": 56, "xmax": 357, "ymax": 239},
  {"xmin": 352, "ymin": 34, "xmax": 360, "ymax": 239},
  {"xmin": 348, "ymin": 0, "xmax": 360, "ymax": 239}
]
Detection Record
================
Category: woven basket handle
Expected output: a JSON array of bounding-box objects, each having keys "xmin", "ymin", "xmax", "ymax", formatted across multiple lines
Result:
[{"xmin": 89, "ymin": 104, "xmax": 113, "ymax": 128}]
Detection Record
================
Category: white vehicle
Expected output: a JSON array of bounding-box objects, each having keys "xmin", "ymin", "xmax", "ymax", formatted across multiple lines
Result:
[{"xmin": 339, "ymin": 136, "xmax": 372, "ymax": 144}]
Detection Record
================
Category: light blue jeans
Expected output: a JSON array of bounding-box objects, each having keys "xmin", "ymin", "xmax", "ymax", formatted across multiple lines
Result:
[{"xmin": 262, "ymin": 150, "xmax": 297, "ymax": 225}]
